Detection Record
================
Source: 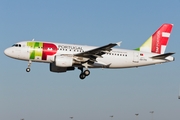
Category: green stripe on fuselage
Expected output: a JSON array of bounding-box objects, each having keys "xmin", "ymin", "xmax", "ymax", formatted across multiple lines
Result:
[{"xmin": 27, "ymin": 42, "xmax": 43, "ymax": 59}]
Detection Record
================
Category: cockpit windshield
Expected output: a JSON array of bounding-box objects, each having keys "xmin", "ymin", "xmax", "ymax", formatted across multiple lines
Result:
[{"xmin": 12, "ymin": 44, "xmax": 21, "ymax": 47}]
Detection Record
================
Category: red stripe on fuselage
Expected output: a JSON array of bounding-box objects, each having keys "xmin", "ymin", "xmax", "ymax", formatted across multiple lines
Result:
[{"xmin": 42, "ymin": 43, "xmax": 58, "ymax": 60}]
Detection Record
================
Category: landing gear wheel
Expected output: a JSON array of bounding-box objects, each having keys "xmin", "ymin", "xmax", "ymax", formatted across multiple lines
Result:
[
  {"xmin": 84, "ymin": 70, "xmax": 90, "ymax": 76},
  {"xmin": 79, "ymin": 73, "xmax": 86, "ymax": 80},
  {"xmin": 26, "ymin": 68, "xmax": 30, "ymax": 72}
]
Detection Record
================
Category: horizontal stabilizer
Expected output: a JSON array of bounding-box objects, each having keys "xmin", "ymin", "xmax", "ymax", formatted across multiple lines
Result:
[{"xmin": 151, "ymin": 52, "xmax": 175, "ymax": 59}]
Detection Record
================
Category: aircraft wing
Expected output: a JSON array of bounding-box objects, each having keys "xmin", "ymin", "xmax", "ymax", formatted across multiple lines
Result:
[{"xmin": 74, "ymin": 42, "xmax": 122, "ymax": 62}]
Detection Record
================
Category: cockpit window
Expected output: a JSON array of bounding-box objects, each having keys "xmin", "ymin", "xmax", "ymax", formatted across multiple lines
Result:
[
  {"xmin": 13, "ymin": 44, "xmax": 18, "ymax": 47},
  {"xmin": 12, "ymin": 44, "xmax": 21, "ymax": 47}
]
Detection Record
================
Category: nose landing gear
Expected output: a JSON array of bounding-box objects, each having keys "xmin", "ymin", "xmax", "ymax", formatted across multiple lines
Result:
[
  {"xmin": 26, "ymin": 60, "xmax": 31, "ymax": 72},
  {"xmin": 26, "ymin": 68, "xmax": 30, "ymax": 72}
]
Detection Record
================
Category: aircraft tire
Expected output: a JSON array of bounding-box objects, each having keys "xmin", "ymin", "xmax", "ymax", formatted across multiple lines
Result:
[
  {"xmin": 26, "ymin": 68, "xmax": 30, "ymax": 72},
  {"xmin": 84, "ymin": 70, "xmax": 90, "ymax": 76},
  {"xmin": 79, "ymin": 73, "xmax": 86, "ymax": 79}
]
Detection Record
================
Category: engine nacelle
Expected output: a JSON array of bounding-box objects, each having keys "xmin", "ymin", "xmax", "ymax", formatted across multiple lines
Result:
[
  {"xmin": 50, "ymin": 62, "xmax": 75, "ymax": 73},
  {"xmin": 55, "ymin": 55, "xmax": 73, "ymax": 67}
]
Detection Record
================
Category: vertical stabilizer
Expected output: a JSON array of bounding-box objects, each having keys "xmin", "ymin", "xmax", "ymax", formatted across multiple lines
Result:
[{"xmin": 136, "ymin": 24, "xmax": 173, "ymax": 54}]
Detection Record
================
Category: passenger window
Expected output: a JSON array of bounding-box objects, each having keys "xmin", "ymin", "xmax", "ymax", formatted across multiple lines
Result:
[{"xmin": 19, "ymin": 44, "xmax": 21, "ymax": 47}]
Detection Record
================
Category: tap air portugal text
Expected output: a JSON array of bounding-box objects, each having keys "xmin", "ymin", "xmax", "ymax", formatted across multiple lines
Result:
[{"xmin": 4, "ymin": 24, "xmax": 175, "ymax": 79}]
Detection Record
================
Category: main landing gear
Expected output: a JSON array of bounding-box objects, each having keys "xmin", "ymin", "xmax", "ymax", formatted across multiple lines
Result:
[
  {"xmin": 26, "ymin": 60, "xmax": 31, "ymax": 72},
  {"xmin": 78, "ymin": 67, "xmax": 90, "ymax": 80}
]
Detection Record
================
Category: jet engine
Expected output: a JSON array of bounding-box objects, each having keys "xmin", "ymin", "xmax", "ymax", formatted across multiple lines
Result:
[{"xmin": 55, "ymin": 55, "xmax": 73, "ymax": 67}]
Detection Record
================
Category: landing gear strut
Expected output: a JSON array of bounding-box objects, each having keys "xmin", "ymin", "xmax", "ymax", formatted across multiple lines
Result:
[
  {"xmin": 78, "ymin": 67, "xmax": 90, "ymax": 80},
  {"xmin": 26, "ymin": 60, "xmax": 31, "ymax": 72}
]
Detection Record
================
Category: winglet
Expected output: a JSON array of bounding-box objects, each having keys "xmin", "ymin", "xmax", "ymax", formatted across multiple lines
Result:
[
  {"xmin": 32, "ymin": 39, "xmax": 34, "ymax": 41},
  {"xmin": 116, "ymin": 41, "xmax": 122, "ymax": 47}
]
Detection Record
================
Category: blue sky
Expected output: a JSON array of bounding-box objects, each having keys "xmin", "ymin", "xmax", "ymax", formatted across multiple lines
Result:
[{"xmin": 1, "ymin": 0, "xmax": 180, "ymax": 120}]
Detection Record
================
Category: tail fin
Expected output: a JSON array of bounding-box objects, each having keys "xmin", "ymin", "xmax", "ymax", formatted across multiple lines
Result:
[{"xmin": 135, "ymin": 24, "xmax": 173, "ymax": 54}]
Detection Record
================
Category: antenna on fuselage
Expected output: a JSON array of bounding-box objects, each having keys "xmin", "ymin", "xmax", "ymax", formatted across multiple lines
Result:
[{"xmin": 32, "ymin": 39, "xmax": 34, "ymax": 41}]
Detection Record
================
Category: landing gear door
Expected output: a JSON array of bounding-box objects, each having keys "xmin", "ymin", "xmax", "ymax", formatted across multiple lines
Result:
[{"xmin": 133, "ymin": 52, "xmax": 139, "ymax": 63}]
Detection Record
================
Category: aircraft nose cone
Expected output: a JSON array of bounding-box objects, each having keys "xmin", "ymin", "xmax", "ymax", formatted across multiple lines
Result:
[
  {"xmin": 4, "ymin": 49, "xmax": 8, "ymax": 56},
  {"xmin": 4, "ymin": 48, "xmax": 11, "ymax": 57}
]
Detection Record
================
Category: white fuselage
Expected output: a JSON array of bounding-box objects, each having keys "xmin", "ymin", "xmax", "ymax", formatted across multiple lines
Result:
[{"xmin": 4, "ymin": 41, "xmax": 174, "ymax": 69}]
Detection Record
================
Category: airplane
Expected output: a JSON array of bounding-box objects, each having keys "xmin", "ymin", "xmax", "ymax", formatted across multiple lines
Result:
[{"xmin": 4, "ymin": 23, "xmax": 175, "ymax": 79}]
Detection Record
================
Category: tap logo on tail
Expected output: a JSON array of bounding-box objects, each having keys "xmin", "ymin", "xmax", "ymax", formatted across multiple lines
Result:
[{"xmin": 136, "ymin": 24, "xmax": 173, "ymax": 54}]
